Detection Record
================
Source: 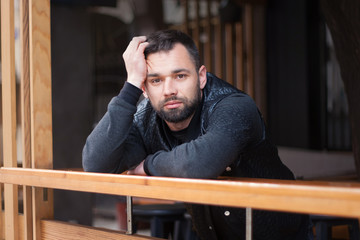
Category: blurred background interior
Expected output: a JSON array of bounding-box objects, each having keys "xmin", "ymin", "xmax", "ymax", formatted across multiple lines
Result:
[{"xmin": 0, "ymin": 0, "xmax": 356, "ymax": 238}]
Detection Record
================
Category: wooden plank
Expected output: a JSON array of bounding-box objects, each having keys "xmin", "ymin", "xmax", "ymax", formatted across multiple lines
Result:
[
  {"xmin": 225, "ymin": 23, "xmax": 234, "ymax": 85},
  {"xmin": 193, "ymin": 0, "xmax": 200, "ymax": 49},
  {"xmin": 21, "ymin": 0, "xmax": 31, "ymax": 169},
  {"xmin": 1, "ymin": 168, "xmax": 360, "ymax": 218},
  {"xmin": 244, "ymin": 5, "xmax": 254, "ymax": 98},
  {"xmin": 184, "ymin": 0, "xmax": 189, "ymax": 34},
  {"xmin": 29, "ymin": 0, "xmax": 54, "ymax": 239},
  {"xmin": 0, "ymin": 185, "xmax": 3, "ymax": 240},
  {"xmin": 235, "ymin": 22, "xmax": 244, "ymax": 90},
  {"xmin": 1, "ymin": 0, "xmax": 20, "ymax": 239},
  {"xmin": 214, "ymin": 18, "xmax": 223, "ymax": 78},
  {"xmin": 1, "ymin": 0, "xmax": 17, "ymax": 170},
  {"xmin": 203, "ymin": 0, "xmax": 212, "ymax": 72},
  {"xmin": 20, "ymin": 0, "xmax": 34, "ymax": 239},
  {"xmin": 233, "ymin": 0, "xmax": 267, "ymax": 5},
  {"xmin": 29, "ymin": 0, "xmax": 53, "ymax": 169},
  {"xmin": 41, "ymin": 220, "xmax": 162, "ymax": 240}
]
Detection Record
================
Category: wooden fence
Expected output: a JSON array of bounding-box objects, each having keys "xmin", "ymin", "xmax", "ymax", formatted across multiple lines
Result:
[{"xmin": 1, "ymin": 0, "xmax": 360, "ymax": 240}]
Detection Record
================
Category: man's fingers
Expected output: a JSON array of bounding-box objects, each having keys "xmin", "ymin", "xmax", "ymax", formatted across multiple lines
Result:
[
  {"xmin": 137, "ymin": 41, "xmax": 149, "ymax": 54},
  {"xmin": 125, "ymin": 36, "xmax": 146, "ymax": 54}
]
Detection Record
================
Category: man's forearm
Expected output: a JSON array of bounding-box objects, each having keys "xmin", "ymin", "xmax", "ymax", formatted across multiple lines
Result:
[{"xmin": 82, "ymin": 83, "xmax": 144, "ymax": 173}]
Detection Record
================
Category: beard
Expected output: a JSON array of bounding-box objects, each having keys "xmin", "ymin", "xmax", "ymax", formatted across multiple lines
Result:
[{"xmin": 154, "ymin": 84, "xmax": 202, "ymax": 123}]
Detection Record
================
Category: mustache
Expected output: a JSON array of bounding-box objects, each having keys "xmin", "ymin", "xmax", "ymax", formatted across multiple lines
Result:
[{"xmin": 161, "ymin": 96, "xmax": 185, "ymax": 106}]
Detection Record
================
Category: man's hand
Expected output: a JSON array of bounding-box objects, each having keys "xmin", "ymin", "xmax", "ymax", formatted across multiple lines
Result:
[
  {"xmin": 122, "ymin": 36, "xmax": 149, "ymax": 89},
  {"xmin": 127, "ymin": 160, "xmax": 147, "ymax": 176}
]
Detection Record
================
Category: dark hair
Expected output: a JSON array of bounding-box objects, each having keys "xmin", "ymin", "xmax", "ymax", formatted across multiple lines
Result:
[{"xmin": 144, "ymin": 29, "xmax": 201, "ymax": 70}]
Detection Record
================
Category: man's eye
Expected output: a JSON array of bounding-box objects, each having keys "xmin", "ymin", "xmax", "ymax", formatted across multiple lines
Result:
[
  {"xmin": 151, "ymin": 78, "xmax": 161, "ymax": 84},
  {"xmin": 176, "ymin": 74, "xmax": 186, "ymax": 79}
]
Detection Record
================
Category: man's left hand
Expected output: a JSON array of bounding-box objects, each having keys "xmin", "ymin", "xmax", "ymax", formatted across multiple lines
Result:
[{"xmin": 127, "ymin": 160, "xmax": 147, "ymax": 175}]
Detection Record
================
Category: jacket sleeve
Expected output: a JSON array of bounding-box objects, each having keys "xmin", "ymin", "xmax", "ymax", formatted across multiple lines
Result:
[
  {"xmin": 82, "ymin": 83, "xmax": 147, "ymax": 173},
  {"xmin": 143, "ymin": 94, "xmax": 264, "ymax": 179}
]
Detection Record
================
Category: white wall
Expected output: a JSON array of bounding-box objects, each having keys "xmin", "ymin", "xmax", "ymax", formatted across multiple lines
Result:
[{"xmin": 279, "ymin": 147, "xmax": 356, "ymax": 180}]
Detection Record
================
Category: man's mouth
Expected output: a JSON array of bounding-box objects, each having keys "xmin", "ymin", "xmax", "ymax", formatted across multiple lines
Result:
[{"xmin": 164, "ymin": 100, "xmax": 182, "ymax": 109}]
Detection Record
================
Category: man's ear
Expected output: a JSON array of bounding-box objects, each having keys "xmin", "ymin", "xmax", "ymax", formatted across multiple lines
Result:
[
  {"xmin": 198, "ymin": 65, "xmax": 207, "ymax": 89},
  {"xmin": 142, "ymin": 85, "xmax": 148, "ymax": 98}
]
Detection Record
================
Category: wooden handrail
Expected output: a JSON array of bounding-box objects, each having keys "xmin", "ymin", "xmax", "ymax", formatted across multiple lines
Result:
[{"xmin": 1, "ymin": 167, "xmax": 360, "ymax": 218}]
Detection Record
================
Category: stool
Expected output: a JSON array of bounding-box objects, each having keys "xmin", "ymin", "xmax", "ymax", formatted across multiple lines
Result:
[
  {"xmin": 311, "ymin": 215, "xmax": 360, "ymax": 240},
  {"xmin": 133, "ymin": 203, "xmax": 188, "ymax": 239}
]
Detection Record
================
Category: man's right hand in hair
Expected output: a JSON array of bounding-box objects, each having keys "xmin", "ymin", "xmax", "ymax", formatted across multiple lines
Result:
[{"xmin": 122, "ymin": 36, "xmax": 149, "ymax": 89}]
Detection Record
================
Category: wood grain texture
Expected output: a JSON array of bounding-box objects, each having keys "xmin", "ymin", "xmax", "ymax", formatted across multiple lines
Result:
[
  {"xmin": 1, "ymin": 168, "xmax": 360, "ymax": 218},
  {"xmin": 20, "ymin": 0, "xmax": 34, "ymax": 239},
  {"xmin": 41, "ymin": 220, "xmax": 162, "ymax": 240},
  {"xmin": 29, "ymin": 0, "xmax": 53, "ymax": 169},
  {"xmin": 29, "ymin": 1, "xmax": 54, "ymax": 239},
  {"xmin": 235, "ymin": 22, "xmax": 244, "ymax": 90},
  {"xmin": 1, "ymin": 0, "xmax": 19, "ymax": 239},
  {"xmin": 0, "ymin": 189, "xmax": 3, "ymax": 240},
  {"xmin": 244, "ymin": 5, "xmax": 254, "ymax": 97},
  {"xmin": 225, "ymin": 24, "xmax": 234, "ymax": 85}
]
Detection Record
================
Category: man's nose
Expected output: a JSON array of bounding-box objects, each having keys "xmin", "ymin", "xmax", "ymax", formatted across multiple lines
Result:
[{"xmin": 163, "ymin": 78, "xmax": 177, "ymax": 96}]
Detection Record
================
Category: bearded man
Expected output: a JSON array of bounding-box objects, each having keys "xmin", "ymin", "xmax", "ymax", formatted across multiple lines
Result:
[{"xmin": 83, "ymin": 29, "xmax": 311, "ymax": 240}]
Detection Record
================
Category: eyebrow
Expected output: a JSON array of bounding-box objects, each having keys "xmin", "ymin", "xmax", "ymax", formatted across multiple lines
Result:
[{"xmin": 147, "ymin": 68, "xmax": 191, "ymax": 78}]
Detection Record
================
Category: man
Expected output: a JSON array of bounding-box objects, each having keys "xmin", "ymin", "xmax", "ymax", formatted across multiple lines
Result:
[{"xmin": 83, "ymin": 30, "xmax": 311, "ymax": 239}]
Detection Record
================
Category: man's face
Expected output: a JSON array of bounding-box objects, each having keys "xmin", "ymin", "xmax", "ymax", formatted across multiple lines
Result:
[{"xmin": 143, "ymin": 43, "xmax": 207, "ymax": 126}]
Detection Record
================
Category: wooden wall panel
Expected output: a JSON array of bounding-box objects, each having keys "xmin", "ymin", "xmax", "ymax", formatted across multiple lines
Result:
[
  {"xmin": 177, "ymin": 0, "xmax": 258, "ymax": 97},
  {"xmin": 244, "ymin": 5, "xmax": 254, "ymax": 98}
]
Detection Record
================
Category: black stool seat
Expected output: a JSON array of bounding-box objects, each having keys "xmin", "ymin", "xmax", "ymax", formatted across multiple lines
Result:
[
  {"xmin": 133, "ymin": 203, "xmax": 187, "ymax": 216},
  {"xmin": 133, "ymin": 203, "xmax": 188, "ymax": 239}
]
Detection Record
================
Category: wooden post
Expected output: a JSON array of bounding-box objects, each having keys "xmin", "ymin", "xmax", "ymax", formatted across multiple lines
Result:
[
  {"xmin": 235, "ymin": 22, "xmax": 244, "ymax": 90},
  {"xmin": 214, "ymin": 19, "xmax": 223, "ymax": 78},
  {"xmin": 1, "ymin": 0, "xmax": 20, "ymax": 240},
  {"xmin": 225, "ymin": 23, "xmax": 234, "ymax": 85},
  {"xmin": 20, "ymin": 0, "xmax": 34, "ymax": 239},
  {"xmin": 244, "ymin": 5, "xmax": 254, "ymax": 98},
  {"xmin": 29, "ymin": 0, "xmax": 54, "ymax": 239},
  {"xmin": 204, "ymin": 0, "xmax": 212, "ymax": 72}
]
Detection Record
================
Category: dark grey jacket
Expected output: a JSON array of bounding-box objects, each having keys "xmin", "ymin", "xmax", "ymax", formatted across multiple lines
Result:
[{"xmin": 83, "ymin": 73, "xmax": 311, "ymax": 240}]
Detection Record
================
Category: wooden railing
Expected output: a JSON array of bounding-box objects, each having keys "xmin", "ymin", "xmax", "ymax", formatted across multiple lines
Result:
[
  {"xmin": 1, "ymin": 167, "xmax": 360, "ymax": 239},
  {"xmin": 1, "ymin": 168, "xmax": 360, "ymax": 218},
  {"xmin": 1, "ymin": 0, "xmax": 360, "ymax": 240}
]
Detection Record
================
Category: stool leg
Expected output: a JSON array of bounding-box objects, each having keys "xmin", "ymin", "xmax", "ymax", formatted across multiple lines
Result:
[
  {"xmin": 150, "ymin": 217, "xmax": 164, "ymax": 238},
  {"xmin": 315, "ymin": 222, "xmax": 331, "ymax": 240},
  {"xmin": 150, "ymin": 217, "xmax": 174, "ymax": 238},
  {"xmin": 173, "ymin": 220, "xmax": 181, "ymax": 240},
  {"xmin": 349, "ymin": 220, "xmax": 360, "ymax": 240}
]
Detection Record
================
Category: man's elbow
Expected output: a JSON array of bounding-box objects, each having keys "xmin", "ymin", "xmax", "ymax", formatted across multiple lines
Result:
[{"xmin": 82, "ymin": 147, "xmax": 99, "ymax": 172}]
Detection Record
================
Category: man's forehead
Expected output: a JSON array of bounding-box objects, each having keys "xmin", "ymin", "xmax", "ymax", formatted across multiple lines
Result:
[{"xmin": 147, "ymin": 68, "xmax": 191, "ymax": 78}]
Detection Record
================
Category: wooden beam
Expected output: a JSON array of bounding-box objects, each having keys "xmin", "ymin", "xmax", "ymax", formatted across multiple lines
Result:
[
  {"xmin": 41, "ymin": 220, "xmax": 162, "ymax": 240},
  {"xmin": 235, "ymin": 22, "xmax": 244, "ymax": 90},
  {"xmin": 1, "ymin": 0, "xmax": 17, "ymax": 169},
  {"xmin": 244, "ymin": 5, "xmax": 254, "ymax": 98},
  {"xmin": 233, "ymin": 0, "xmax": 267, "ymax": 5},
  {"xmin": 1, "ymin": 0, "xmax": 19, "ymax": 239},
  {"xmin": 0, "ymin": 190, "xmax": 4, "ymax": 240},
  {"xmin": 20, "ymin": 0, "xmax": 34, "ymax": 239},
  {"xmin": 203, "ymin": 0, "xmax": 212, "ymax": 72},
  {"xmin": 214, "ymin": 19, "xmax": 223, "ymax": 78},
  {"xmin": 1, "ymin": 168, "xmax": 360, "ymax": 218},
  {"xmin": 225, "ymin": 24, "xmax": 234, "ymax": 85},
  {"xmin": 29, "ymin": 0, "xmax": 53, "ymax": 239}
]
